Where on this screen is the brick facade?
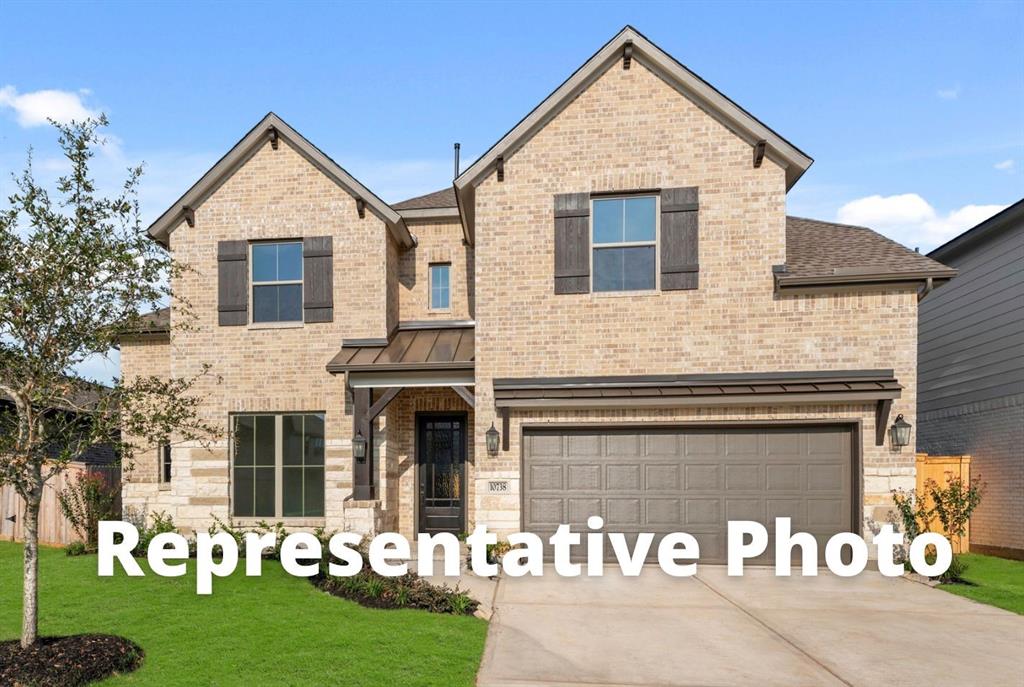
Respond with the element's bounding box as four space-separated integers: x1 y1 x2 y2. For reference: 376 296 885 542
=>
122 50 922 544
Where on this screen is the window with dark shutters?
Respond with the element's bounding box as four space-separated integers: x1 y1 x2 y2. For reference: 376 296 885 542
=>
553 192 591 294
217 240 248 326
302 236 333 323
660 187 699 290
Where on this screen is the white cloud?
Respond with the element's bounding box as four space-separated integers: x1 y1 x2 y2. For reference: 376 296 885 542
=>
837 193 1007 251
936 85 960 100
994 159 1015 172
0 86 101 127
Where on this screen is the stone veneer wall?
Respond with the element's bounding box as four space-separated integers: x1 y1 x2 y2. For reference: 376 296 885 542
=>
468 58 920 539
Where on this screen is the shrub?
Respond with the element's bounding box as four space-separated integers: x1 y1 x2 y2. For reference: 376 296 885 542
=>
58 473 118 551
64 540 88 557
889 488 931 564
925 474 985 553
134 511 177 556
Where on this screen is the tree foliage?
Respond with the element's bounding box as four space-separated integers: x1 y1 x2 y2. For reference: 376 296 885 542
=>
0 116 220 646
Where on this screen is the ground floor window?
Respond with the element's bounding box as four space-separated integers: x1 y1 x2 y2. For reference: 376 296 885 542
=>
231 413 325 518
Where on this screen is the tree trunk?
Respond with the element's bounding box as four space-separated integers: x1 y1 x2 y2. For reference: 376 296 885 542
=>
21 479 41 648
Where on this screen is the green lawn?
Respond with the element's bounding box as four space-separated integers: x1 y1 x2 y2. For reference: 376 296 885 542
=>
939 553 1024 615
0 542 487 686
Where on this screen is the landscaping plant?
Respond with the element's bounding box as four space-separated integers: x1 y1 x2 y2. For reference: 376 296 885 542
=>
925 474 985 581
58 472 118 551
0 117 219 648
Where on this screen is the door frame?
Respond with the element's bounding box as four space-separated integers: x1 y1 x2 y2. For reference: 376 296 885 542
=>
415 411 469 535
518 419 863 543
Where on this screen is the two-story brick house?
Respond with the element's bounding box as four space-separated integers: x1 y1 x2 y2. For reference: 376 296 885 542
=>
120 27 955 562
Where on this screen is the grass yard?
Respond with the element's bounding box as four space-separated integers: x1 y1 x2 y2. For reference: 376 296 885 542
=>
0 542 487 686
939 553 1024 615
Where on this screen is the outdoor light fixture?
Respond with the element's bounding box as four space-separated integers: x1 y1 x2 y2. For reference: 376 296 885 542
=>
486 422 500 456
890 414 912 451
352 430 367 463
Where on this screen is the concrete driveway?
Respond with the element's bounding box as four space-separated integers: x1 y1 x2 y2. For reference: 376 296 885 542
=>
476 566 1024 687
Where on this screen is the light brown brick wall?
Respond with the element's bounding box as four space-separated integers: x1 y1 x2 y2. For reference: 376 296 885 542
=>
122 138 392 532
469 59 919 537
398 219 474 321
119 334 172 518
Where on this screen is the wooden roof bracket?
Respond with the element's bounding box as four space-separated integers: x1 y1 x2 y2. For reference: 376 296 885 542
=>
623 41 633 70
269 126 279 150
451 385 475 408
875 398 893 446
356 198 366 219
753 139 767 168
183 206 195 228
496 156 505 183
501 406 510 451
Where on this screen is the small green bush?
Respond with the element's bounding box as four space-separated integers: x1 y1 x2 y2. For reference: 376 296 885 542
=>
58 472 118 551
64 540 88 557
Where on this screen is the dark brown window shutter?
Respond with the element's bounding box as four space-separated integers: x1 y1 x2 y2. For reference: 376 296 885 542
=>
553 192 590 294
303 236 333 323
660 187 699 291
217 240 248 326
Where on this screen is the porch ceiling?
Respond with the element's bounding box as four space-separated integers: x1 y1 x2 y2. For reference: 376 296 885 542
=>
326 321 474 374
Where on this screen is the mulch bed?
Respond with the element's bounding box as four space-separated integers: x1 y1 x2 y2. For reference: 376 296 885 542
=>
0 634 143 687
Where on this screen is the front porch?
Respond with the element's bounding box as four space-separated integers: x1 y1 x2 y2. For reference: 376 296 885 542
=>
327 321 476 538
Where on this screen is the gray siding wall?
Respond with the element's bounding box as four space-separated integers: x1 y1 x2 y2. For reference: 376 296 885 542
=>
918 216 1024 555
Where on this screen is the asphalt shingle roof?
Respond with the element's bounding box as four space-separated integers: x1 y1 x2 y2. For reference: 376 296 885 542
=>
784 216 954 280
392 187 457 210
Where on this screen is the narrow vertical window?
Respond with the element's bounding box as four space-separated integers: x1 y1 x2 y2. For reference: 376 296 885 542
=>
251 241 303 323
429 263 451 310
159 444 172 484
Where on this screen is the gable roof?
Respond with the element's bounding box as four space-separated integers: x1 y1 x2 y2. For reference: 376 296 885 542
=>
147 113 414 248
453 25 814 244
780 217 956 288
928 198 1023 262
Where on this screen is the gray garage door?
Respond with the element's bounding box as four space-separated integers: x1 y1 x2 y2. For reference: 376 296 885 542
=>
522 426 853 563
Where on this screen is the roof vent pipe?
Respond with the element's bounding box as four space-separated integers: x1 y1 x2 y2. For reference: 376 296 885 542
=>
454 142 461 179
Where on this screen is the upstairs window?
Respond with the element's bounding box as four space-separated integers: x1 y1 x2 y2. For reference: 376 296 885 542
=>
251 242 303 323
430 263 451 310
592 196 657 292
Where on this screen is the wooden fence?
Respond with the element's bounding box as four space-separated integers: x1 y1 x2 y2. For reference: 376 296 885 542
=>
916 453 972 553
0 462 121 546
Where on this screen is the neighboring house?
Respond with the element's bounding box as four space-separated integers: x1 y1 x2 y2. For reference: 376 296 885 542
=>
918 199 1024 560
118 26 956 562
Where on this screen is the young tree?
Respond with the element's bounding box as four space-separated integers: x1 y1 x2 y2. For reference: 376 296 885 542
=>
0 117 218 648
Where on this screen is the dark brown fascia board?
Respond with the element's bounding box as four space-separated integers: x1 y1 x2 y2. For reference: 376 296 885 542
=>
453 26 813 243
397 319 475 331
326 361 474 374
340 337 389 348
493 369 897 390
147 113 414 249
495 390 900 409
775 270 957 291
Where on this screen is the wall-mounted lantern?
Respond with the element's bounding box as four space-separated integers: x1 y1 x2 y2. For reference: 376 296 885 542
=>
485 422 500 456
352 430 367 463
890 414 912 451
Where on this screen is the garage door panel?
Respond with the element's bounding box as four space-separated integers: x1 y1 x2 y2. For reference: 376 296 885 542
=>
523 426 853 564
684 464 720 490
724 464 761 490
645 463 680 490
567 464 601 490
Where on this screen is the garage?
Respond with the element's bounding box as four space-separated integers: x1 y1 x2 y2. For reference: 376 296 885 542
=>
522 425 855 563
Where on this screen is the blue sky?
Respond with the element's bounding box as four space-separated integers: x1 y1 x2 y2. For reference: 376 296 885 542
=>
1 0 1022 380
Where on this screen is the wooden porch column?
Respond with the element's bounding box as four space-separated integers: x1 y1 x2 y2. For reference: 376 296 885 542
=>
352 387 374 500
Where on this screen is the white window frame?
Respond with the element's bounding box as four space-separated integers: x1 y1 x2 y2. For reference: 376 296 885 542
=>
428 262 452 311
589 194 660 294
249 240 304 325
228 412 326 524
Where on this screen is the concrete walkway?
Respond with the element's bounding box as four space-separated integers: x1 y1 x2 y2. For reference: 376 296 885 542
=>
477 566 1024 687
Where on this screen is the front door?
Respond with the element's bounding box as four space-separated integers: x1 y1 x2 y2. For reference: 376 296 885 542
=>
417 414 467 535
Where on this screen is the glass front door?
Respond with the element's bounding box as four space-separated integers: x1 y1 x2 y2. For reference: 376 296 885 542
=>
417 414 466 535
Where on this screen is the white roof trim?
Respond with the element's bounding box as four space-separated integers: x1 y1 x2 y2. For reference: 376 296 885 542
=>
147 113 413 248
397 206 461 221
453 26 814 244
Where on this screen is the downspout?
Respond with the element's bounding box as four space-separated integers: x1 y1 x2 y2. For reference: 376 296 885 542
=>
917 277 934 303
